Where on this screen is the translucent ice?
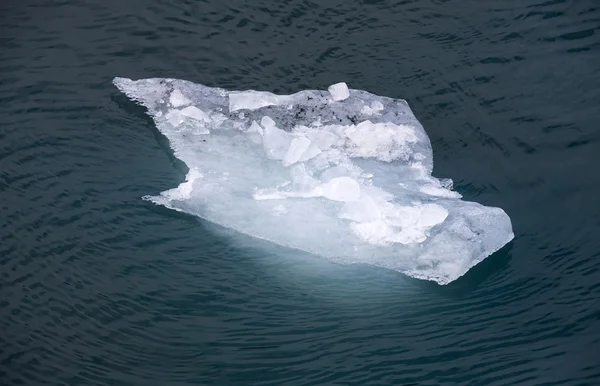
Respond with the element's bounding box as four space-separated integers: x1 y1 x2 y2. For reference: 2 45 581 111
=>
113 77 514 285
169 89 192 107
262 123 293 160
283 137 312 166
328 82 350 101
180 106 210 122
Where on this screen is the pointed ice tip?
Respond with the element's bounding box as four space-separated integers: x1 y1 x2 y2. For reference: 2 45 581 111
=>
112 77 133 91
328 82 350 101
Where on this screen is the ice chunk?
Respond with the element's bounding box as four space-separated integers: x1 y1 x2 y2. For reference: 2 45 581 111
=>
244 120 263 144
283 136 312 167
298 143 321 162
246 120 263 135
305 129 340 151
229 91 296 112
384 203 448 230
345 121 418 162
343 203 448 245
361 100 384 115
328 82 350 101
113 76 514 285
263 125 293 160
164 108 211 134
261 116 277 129
230 91 282 111
290 164 317 191
180 106 210 122
165 109 184 127
170 89 192 107
320 177 361 202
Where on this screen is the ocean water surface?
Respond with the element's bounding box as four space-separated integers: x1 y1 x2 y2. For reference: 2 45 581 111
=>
1 0 599 385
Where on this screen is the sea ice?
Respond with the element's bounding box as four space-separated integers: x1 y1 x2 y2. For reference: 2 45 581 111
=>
113 76 514 285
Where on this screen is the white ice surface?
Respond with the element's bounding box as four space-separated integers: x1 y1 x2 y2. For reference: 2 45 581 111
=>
113 77 514 284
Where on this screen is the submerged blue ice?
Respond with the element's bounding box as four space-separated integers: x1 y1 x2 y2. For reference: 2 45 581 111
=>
114 77 514 284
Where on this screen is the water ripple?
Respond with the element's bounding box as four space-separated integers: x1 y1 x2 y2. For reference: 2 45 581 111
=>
1 0 599 385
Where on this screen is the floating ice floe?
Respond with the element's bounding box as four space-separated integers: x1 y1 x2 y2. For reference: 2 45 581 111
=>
113 77 514 284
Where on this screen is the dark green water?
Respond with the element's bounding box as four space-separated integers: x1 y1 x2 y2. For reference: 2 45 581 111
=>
1 0 599 385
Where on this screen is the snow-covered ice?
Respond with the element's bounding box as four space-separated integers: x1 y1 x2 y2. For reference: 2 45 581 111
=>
113 77 514 284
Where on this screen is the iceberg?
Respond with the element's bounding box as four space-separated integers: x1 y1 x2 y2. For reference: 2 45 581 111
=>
113 77 514 285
